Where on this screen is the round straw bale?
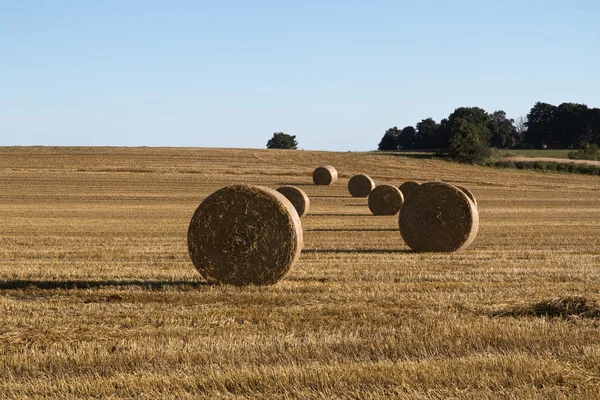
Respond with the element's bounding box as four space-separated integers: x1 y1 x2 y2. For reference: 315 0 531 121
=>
456 185 477 208
313 164 338 185
398 180 420 199
187 184 303 285
368 184 404 215
348 174 375 197
399 182 479 252
276 185 310 217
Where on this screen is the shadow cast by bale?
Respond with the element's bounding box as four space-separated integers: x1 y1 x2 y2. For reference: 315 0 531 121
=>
307 228 397 232
276 182 315 187
302 249 411 254
0 279 210 291
309 195 352 199
285 276 331 283
491 296 600 319
307 213 372 217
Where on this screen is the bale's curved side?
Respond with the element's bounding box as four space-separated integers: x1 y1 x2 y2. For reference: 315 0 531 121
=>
456 185 478 208
399 182 478 252
313 164 338 185
348 174 376 197
187 184 303 285
461 203 479 250
398 181 420 199
368 184 404 215
276 185 310 217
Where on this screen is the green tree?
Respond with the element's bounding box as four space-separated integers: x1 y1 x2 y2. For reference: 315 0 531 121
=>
525 102 556 148
398 126 417 149
449 118 490 162
589 108 600 145
436 118 451 150
266 132 298 149
525 102 600 149
553 103 591 148
378 127 400 150
448 107 491 136
415 118 440 149
445 107 491 161
488 110 518 148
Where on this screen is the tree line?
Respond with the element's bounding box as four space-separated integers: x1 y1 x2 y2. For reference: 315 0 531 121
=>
378 102 600 162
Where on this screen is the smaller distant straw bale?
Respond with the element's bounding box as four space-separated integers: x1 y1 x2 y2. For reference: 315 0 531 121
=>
276 185 310 217
313 164 338 185
398 181 420 199
399 182 479 252
368 184 404 215
456 185 477 208
187 184 303 286
348 174 375 197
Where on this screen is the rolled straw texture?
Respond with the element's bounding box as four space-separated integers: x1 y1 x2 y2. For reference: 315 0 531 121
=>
187 184 303 285
399 182 479 252
313 164 338 185
368 184 404 215
348 174 375 197
276 185 310 217
456 185 478 208
398 181 420 199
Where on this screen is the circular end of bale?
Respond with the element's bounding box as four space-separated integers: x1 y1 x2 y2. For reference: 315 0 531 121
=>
456 185 477 208
313 164 338 185
398 181 420 199
187 184 303 285
276 185 310 217
368 184 404 215
348 174 375 197
399 182 479 252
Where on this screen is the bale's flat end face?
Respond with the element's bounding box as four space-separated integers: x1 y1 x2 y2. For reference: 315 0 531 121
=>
399 181 420 199
313 164 338 185
399 182 478 252
348 174 375 197
277 185 310 217
368 184 404 215
187 184 303 285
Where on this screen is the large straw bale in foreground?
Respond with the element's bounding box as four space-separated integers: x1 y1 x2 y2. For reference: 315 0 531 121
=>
399 182 479 252
276 185 310 217
187 184 303 285
456 185 478 208
348 174 375 197
398 180 420 199
313 164 338 185
368 184 404 215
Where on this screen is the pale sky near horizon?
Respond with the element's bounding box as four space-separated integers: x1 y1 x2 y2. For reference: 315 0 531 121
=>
1 1 599 151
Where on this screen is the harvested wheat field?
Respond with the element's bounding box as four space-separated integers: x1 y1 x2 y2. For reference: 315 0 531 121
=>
1 147 600 399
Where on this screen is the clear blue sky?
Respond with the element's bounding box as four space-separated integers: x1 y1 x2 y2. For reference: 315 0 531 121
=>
1 1 598 150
